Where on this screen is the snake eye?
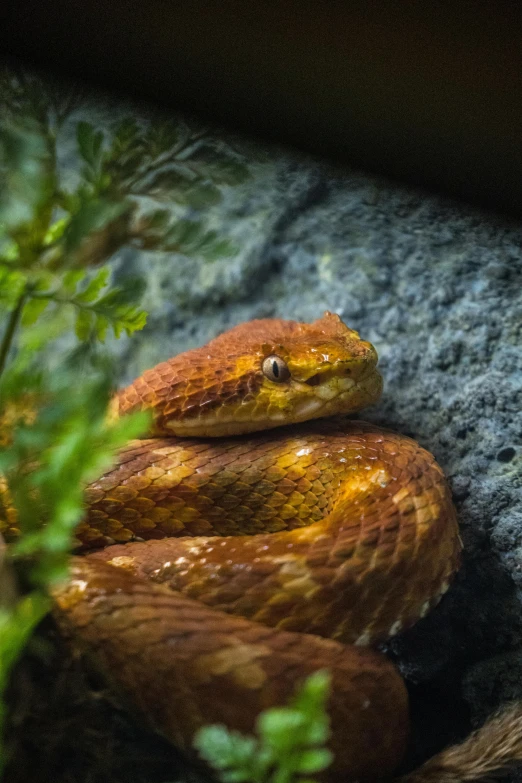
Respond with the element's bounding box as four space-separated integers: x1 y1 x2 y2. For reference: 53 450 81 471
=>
262 355 291 383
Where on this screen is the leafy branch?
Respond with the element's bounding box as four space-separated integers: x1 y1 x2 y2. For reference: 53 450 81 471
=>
0 289 27 378
0 73 160 776
24 268 147 343
0 68 259 781
0 73 256 373
95 118 250 204
0 362 149 776
194 671 333 783
0 365 149 580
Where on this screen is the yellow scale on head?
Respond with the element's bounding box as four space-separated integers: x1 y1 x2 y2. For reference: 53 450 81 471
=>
115 311 383 437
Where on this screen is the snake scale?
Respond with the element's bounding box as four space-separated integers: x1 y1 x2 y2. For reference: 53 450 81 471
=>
35 313 463 779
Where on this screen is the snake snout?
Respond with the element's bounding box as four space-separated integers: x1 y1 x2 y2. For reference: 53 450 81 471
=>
342 345 378 383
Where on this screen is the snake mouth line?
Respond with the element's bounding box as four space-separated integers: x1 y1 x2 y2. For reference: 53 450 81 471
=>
293 373 379 418
304 373 322 387
303 360 377 388
166 371 382 437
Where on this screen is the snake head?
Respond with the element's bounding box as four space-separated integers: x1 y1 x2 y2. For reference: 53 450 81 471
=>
116 312 383 437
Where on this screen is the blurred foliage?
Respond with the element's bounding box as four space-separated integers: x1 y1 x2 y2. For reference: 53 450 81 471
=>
0 592 51 764
0 361 149 779
194 671 333 783
0 366 149 580
0 66 254 776
0 68 325 783
0 67 251 280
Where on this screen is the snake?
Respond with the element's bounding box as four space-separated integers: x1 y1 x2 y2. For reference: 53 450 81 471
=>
20 312 463 780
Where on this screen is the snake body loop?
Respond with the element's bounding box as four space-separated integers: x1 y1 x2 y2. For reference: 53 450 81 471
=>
50 313 461 780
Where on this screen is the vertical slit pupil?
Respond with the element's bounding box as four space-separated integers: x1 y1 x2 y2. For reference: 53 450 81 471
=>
272 361 279 378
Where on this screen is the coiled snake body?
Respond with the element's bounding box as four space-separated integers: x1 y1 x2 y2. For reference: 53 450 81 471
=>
50 313 461 780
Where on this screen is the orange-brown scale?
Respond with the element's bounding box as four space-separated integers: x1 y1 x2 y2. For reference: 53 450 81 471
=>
113 313 382 437
81 420 460 646
53 557 409 782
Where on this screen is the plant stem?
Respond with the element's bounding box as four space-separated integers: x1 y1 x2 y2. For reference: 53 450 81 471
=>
0 289 27 380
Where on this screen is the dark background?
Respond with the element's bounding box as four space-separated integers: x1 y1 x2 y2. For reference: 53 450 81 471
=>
2 0 522 216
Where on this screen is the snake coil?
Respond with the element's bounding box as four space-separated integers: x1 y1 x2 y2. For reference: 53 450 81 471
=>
22 313 519 780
